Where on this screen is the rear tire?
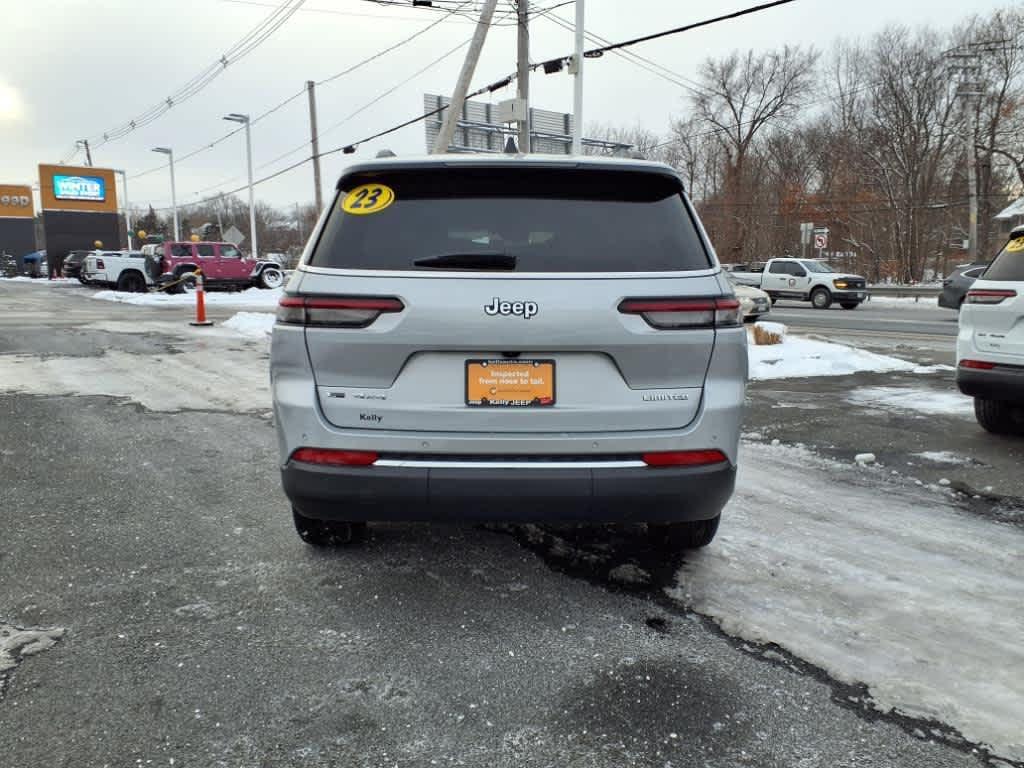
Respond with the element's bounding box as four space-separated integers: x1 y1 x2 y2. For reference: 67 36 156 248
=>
974 398 1024 436
180 274 197 294
648 515 721 550
839 302 859 310
811 288 832 310
292 508 366 547
116 271 146 293
258 267 284 289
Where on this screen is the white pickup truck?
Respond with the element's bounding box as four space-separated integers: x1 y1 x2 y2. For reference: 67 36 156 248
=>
81 250 151 292
726 258 869 310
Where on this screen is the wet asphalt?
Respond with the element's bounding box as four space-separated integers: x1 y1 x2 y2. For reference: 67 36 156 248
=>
0 282 1012 767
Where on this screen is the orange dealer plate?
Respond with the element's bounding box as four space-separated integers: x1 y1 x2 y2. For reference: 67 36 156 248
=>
465 359 556 408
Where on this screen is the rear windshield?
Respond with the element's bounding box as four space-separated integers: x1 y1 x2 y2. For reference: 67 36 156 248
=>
985 236 1024 281
310 167 711 272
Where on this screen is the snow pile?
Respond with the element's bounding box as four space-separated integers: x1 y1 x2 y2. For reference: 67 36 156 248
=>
913 451 971 465
222 312 276 338
846 386 975 416
748 331 920 380
864 295 940 309
0 276 79 285
670 441 1024 761
92 287 283 307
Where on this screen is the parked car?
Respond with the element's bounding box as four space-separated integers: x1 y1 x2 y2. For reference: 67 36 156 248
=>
956 228 1024 436
81 250 149 291
730 257 868 309
939 262 989 310
727 274 771 321
271 155 747 549
141 241 284 292
62 250 92 282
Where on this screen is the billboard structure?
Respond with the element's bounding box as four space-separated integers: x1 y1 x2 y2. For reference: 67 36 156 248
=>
0 184 38 273
38 164 121 272
423 94 633 155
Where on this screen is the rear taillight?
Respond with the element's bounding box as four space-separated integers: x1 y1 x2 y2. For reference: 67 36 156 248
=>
966 289 1017 305
959 359 997 370
277 296 404 327
291 448 379 466
96 259 105 270
642 450 729 467
618 298 741 329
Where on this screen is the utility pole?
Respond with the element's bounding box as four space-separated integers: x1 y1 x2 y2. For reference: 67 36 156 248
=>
571 0 584 154
517 0 530 152
948 43 999 263
306 80 323 211
78 140 93 166
433 0 499 154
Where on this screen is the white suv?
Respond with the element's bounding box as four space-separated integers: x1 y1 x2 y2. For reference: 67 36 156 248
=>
956 229 1024 435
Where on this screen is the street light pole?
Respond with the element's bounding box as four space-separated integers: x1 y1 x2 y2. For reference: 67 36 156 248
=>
224 113 258 257
572 0 584 155
115 169 133 249
151 147 179 241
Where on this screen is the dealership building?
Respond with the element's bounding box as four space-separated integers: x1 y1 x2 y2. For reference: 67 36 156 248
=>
0 184 37 272
38 164 121 271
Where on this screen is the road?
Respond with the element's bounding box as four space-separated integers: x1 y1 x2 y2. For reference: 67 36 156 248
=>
1 281 1021 767
769 299 957 338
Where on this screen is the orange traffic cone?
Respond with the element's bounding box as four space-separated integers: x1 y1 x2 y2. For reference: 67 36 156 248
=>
190 270 214 327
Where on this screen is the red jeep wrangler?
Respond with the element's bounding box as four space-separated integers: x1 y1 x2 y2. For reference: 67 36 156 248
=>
143 241 285 293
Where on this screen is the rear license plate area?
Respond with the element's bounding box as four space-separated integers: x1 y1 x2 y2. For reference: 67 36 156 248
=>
466 359 555 407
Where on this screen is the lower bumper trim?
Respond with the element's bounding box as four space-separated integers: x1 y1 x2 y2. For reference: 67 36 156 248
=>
282 460 736 523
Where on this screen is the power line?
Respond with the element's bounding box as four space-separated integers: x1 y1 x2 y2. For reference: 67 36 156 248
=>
131 0 476 187
78 0 307 153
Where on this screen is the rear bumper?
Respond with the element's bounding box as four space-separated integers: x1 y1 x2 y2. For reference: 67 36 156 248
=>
957 365 1024 403
282 459 736 523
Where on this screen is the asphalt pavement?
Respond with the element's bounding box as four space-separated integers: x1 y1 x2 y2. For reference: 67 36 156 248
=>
0 281 1015 767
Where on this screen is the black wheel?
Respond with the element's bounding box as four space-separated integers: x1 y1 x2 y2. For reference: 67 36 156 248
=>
811 287 832 310
292 508 366 547
769 296 778 306
258 267 284 289
648 515 721 550
839 302 859 310
180 274 198 294
974 398 1024 436
116 271 146 293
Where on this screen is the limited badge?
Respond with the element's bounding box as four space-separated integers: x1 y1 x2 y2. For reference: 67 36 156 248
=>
1005 237 1024 253
341 183 395 215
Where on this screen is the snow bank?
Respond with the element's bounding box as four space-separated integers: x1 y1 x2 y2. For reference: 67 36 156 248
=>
846 386 975 416
222 312 276 338
913 451 971 465
864 295 940 309
670 441 1024 761
91 287 283 307
748 331 919 380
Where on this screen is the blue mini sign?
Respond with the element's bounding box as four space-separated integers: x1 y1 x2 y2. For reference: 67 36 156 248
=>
53 174 106 202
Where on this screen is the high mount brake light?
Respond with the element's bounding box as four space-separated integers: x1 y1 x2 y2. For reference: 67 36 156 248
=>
277 296 404 327
966 289 1017 305
618 298 741 329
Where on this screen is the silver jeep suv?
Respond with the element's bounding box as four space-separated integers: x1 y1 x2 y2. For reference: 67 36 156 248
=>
271 155 747 548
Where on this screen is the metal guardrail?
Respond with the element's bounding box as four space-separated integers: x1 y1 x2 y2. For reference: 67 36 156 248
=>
865 286 942 300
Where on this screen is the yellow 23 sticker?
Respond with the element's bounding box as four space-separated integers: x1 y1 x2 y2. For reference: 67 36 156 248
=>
342 183 395 215
1005 237 1024 253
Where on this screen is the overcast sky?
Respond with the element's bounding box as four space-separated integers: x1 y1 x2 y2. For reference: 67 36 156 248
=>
0 0 1013 214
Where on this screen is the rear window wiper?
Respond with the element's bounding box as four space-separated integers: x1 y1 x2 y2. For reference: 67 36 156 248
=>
412 252 516 270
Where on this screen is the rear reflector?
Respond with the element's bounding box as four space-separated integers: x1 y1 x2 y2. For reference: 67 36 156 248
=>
642 449 729 467
291 448 379 466
619 298 741 329
277 296 404 327
959 359 997 370
966 289 1017 305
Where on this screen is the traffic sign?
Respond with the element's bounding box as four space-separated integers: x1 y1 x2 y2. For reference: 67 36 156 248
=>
814 233 828 249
